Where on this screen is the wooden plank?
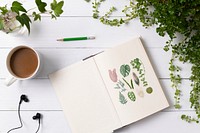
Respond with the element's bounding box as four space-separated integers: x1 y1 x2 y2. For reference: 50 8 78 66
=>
0 17 170 48
0 0 129 16
0 78 194 111
0 48 191 79
0 111 199 133
0 111 71 133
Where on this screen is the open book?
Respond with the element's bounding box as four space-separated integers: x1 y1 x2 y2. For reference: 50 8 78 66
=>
49 37 169 133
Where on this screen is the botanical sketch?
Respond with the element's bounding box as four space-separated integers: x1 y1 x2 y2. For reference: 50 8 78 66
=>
108 58 153 104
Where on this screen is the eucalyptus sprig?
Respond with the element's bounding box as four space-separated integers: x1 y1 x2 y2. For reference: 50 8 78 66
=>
86 0 200 123
0 0 64 34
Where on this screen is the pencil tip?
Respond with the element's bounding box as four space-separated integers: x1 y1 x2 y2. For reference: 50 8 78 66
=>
57 39 63 41
88 36 95 40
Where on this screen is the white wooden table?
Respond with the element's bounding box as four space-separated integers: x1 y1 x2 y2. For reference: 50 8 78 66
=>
0 0 200 133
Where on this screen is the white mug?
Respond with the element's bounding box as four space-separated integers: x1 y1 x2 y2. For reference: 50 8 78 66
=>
5 45 42 86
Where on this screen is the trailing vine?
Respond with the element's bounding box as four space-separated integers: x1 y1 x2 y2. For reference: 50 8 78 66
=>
85 0 200 123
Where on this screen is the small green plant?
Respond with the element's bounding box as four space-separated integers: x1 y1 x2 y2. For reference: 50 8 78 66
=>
0 0 64 34
86 0 200 123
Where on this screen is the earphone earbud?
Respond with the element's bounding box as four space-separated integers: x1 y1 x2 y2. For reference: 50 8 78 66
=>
33 113 42 133
33 113 41 120
20 94 29 104
7 95 42 133
7 94 29 133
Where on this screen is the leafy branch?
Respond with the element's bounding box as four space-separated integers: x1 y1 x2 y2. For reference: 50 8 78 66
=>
85 0 200 123
0 0 64 34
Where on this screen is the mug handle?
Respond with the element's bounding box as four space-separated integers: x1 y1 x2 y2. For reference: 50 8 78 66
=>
4 75 17 86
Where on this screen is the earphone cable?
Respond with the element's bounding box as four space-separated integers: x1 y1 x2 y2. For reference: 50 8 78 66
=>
35 119 40 133
7 101 23 133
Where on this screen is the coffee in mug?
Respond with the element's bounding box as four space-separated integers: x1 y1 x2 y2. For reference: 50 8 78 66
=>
5 45 42 86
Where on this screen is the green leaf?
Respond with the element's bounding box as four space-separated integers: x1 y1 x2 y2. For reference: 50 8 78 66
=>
0 6 8 15
32 12 41 21
51 0 64 17
132 72 139 86
128 91 136 102
35 0 47 13
120 64 130 77
11 1 27 14
130 79 134 89
0 19 3 30
119 92 127 104
16 13 32 34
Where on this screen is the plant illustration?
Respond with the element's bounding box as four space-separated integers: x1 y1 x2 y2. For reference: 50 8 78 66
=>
120 64 130 77
132 72 139 86
119 92 127 104
114 80 126 92
146 87 153 94
109 58 153 104
128 91 136 102
131 58 148 87
109 69 118 82
120 64 134 89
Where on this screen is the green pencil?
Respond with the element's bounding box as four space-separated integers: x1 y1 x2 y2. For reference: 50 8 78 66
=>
57 36 95 41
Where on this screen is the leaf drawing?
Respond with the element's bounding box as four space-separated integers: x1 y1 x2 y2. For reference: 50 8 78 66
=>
108 69 118 82
131 79 134 89
120 64 130 77
122 78 132 89
119 92 127 104
128 91 136 102
130 58 141 71
114 81 126 92
146 87 153 94
118 80 126 92
132 72 139 86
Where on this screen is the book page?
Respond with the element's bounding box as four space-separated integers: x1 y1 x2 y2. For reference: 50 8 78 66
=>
94 38 169 126
49 58 121 133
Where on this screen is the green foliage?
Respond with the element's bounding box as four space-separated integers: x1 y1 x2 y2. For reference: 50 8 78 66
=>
120 64 130 77
11 1 27 14
86 0 200 123
0 6 8 15
51 0 64 17
35 0 47 13
181 115 199 123
16 13 31 33
32 12 41 21
0 19 3 30
0 0 64 34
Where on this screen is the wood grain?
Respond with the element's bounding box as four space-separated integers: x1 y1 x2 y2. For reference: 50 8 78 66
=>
0 0 197 132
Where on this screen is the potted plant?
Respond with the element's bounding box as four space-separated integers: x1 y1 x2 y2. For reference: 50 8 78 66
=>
0 0 64 34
